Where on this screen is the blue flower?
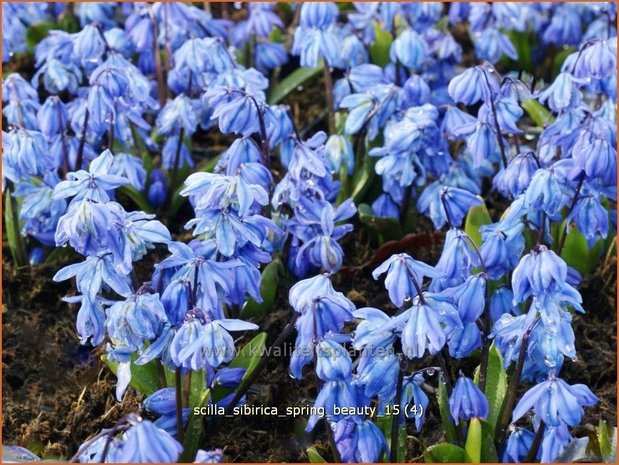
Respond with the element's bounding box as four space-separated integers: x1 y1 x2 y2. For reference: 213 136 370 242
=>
37 96 67 137
442 105 478 139
289 275 355 379
502 427 535 462
352 307 401 350
356 351 399 401
447 65 499 105
448 322 482 358
465 122 499 168
541 5 582 45
325 134 354 176
53 254 132 302
316 339 352 381
402 374 430 431
371 193 400 219
444 274 486 324
491 310 538 368
157 95 200 136
417 183 479 229
144 388 177 416
106 292 169 352
372 253 443 307
573 133 616 185
255 42 288 72
523 167 568 218
434 229 481 283
307 381 358 431
355 420 389 463
512 246 567 303
210 90 262 137
512 372 597 427
109 152 146 191
538 72 586 112
244 3 284 37
108 417 183 462
390 28 428 70
292 27 340 68
211 367 246 389
162 135 194 169
479 221 525 279
170 309 258 369
147 169 167 209
195 449 224 463
494 151 539 198
299 2 338 29
489 286 520 323
53 149 128 203
539 423 573 463
473 28 517 63
63 295 108 346
567 193 609 242
579 39 617 80
3 129 54 184
450 374 489 421
401 296 456 359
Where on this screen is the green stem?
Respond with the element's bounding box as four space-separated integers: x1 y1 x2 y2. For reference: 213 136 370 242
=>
390 365 405 462
525 421 546 462
322 59 336 135
4 185 27 267
175 368 185 443
495 319 537 450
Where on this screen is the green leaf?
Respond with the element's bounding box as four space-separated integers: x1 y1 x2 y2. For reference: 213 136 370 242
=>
306 447 327 463
560 223 593 275
506 31 532 72
179 389 211 462
369 21 393 67
229 332 268 386
464 199 492 247
188 369 206 409
241 258 284 318
118 185 153 214
57 13 79 33
483 344 508 431
376 410 407 462
268 61 324 105
4 188 27 267
599 420 612 460
44 246 74 265
437 375 457 445
351 151 377 203
101 354 161 396
465 418 482 463
424 443 466 463
522 99 553 127
481 433 499 463
26 21 55 52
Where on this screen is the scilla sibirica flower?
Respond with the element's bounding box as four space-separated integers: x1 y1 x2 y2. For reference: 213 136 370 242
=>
450 373 489 422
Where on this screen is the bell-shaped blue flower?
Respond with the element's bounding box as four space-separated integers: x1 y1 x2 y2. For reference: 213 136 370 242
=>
372 253 443 307
448 65 499 105
449 373 489 421
390 28 428 70
107 417 183 462
502 427 535 463
512 372 597 427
